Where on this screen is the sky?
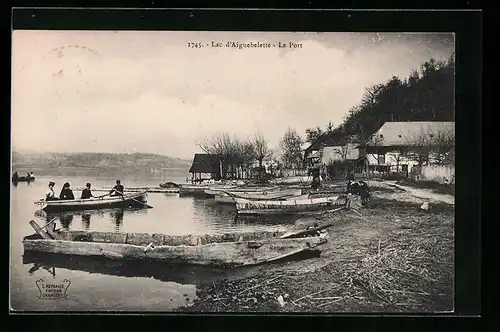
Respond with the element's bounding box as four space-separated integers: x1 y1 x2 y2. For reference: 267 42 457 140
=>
11 31 454 160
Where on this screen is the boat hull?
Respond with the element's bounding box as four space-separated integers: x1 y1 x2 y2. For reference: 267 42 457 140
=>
22 229 329 267
223 189 303 200
179 185 236 197
13 176 35 183
35 192 148 213
236 195 348 215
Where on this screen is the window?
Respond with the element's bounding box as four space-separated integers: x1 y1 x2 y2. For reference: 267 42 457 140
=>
378 154 386 165
402 165 408 173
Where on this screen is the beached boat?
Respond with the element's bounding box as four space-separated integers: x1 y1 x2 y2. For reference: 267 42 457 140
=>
22 220 330 267
221 188 303 200
235 195 348 215
34 191 149 213
178 184 236 197
159 182 180 188
269 176 312 185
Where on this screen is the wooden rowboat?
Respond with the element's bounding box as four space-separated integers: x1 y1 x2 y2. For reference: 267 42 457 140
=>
178 184 237 197
23 220 330 267
34 191 149 213
221 189 303 201
88 187 179 194
210 189 302 205
235 195 348 215
13 176 35 183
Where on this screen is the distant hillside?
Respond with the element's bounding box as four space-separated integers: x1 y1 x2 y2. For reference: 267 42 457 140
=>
12 151 192 175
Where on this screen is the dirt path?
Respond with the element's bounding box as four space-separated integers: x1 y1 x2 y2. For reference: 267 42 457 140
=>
367 180 455 205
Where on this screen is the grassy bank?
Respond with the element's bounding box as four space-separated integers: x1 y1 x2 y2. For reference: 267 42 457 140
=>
177 189 454 313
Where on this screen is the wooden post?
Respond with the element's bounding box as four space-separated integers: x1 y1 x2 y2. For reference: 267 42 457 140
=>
29 220 52 239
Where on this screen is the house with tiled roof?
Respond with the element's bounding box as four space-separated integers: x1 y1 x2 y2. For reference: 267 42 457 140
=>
361 121 455 174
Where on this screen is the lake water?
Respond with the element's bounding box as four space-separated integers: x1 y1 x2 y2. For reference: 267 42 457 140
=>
10 175 296 312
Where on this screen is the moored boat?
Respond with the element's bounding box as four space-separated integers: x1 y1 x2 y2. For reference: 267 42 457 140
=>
34 191 149 213
269 176 312 185
221 188 303 201
178 184 236 197
22 220 330 267
235 195 348 215
13 176 35 183
91 187 179 194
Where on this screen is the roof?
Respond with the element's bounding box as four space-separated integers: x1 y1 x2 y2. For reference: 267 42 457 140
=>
301 142 311 151
321 144 360 164
306 151 321 159
366 121 455 147
189 154 220 173
305 132 346 153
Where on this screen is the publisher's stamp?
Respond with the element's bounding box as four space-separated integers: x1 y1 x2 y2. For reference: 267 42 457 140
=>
35 278 71 300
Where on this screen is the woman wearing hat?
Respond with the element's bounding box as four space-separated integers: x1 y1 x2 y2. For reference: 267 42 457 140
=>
59 182 75 200
46 182 58 201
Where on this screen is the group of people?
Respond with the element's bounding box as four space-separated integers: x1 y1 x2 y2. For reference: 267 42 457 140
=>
12 172 35 181
45 180 125 201
347 174 371 206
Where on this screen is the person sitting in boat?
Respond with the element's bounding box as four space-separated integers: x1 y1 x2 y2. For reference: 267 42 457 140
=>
12 172 19 182
59 182 75 200
109 180 124 196
81 182 94 199
46 181 59 201
29 172 35 178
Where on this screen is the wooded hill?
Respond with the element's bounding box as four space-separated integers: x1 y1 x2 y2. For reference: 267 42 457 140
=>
12 151 191 171
306 54 455 144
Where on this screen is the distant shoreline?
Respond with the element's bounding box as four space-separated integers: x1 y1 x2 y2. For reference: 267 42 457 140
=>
11 166 190 177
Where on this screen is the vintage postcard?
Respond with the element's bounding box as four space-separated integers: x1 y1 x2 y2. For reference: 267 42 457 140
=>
10 30 455 313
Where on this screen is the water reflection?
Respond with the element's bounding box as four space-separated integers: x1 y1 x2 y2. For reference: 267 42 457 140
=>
110 209 124 231
22 250 321 286
81 214 91 230
59 214 74 229
35 207 149 232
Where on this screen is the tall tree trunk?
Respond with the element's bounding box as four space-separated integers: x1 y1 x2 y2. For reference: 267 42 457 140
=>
258 159 263 180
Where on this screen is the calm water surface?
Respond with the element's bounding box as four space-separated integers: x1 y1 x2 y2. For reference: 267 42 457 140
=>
10 175 295 311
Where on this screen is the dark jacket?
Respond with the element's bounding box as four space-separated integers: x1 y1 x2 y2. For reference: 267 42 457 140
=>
59 188 75 200
81 188 93 199
110 184 124 196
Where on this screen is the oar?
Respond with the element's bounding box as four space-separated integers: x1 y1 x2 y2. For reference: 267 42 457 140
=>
115 190 153 208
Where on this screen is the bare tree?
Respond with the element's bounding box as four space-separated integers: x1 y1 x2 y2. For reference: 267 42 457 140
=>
401 128 434 166
279 128 303 174
197 133 235 179
429 125 455 165
253 132 272 180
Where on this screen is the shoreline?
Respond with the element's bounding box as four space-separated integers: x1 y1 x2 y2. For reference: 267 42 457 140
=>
175 183 454 313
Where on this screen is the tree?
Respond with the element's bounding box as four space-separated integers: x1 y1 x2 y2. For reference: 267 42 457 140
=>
317 55 455 148
429 125 455 165
279 128 303 172
253 132 272 180
197 133 235 179
305 126 323 143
